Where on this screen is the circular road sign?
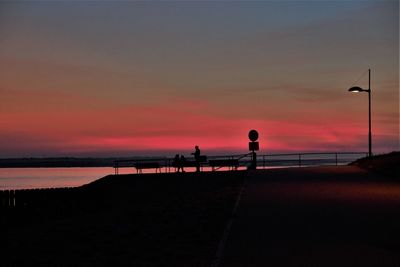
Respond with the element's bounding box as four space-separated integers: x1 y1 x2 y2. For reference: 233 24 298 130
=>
248 129 259 142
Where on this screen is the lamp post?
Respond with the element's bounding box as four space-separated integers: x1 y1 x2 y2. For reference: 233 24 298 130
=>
348 69 372 157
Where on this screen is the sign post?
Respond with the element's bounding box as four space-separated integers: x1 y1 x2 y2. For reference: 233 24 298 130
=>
248 130 259 170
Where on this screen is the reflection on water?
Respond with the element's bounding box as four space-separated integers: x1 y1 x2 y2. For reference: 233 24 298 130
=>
0 167 118 190
0 166 257 190
0 165 336 190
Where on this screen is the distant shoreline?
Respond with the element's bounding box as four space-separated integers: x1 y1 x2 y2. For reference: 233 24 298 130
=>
0 157 145 168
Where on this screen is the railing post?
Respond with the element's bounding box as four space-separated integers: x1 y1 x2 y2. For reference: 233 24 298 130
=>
298 154 302 167
335 153 338 166
114 161 120 175
263 155 265 169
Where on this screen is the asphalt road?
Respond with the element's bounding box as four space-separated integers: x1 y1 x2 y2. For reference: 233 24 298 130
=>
219 166 400 267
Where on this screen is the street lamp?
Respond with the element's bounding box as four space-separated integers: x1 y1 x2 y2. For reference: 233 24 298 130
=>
348 69 372 157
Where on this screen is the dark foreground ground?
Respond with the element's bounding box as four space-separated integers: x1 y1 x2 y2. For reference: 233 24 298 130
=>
1 156 400 267
1 172 245 266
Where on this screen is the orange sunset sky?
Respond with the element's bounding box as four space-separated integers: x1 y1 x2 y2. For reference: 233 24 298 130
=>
0 1 398 157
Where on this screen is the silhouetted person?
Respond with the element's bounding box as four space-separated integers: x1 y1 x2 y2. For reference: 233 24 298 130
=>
191 146 201 172
180 155 186 172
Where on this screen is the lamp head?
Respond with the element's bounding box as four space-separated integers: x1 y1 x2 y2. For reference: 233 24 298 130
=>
348 86 364 93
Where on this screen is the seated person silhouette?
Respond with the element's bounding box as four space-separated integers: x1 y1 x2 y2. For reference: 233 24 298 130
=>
173 154 186 173
180 155 186 173
173 154 181 172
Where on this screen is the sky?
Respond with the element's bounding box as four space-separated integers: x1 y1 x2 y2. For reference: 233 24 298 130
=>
0 0 398 157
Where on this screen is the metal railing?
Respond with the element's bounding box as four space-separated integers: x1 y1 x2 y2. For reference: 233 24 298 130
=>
259 152 368 168
113 152 367 174
113 153 254 174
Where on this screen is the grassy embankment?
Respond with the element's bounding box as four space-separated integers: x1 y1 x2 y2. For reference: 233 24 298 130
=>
350 151 399 178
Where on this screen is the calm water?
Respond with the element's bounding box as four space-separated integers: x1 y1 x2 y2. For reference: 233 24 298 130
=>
0 167 119 190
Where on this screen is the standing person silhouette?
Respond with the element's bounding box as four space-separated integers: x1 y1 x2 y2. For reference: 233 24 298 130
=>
191 146 201 172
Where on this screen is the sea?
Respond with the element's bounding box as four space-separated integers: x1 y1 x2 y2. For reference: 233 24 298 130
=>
0 167 116 190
